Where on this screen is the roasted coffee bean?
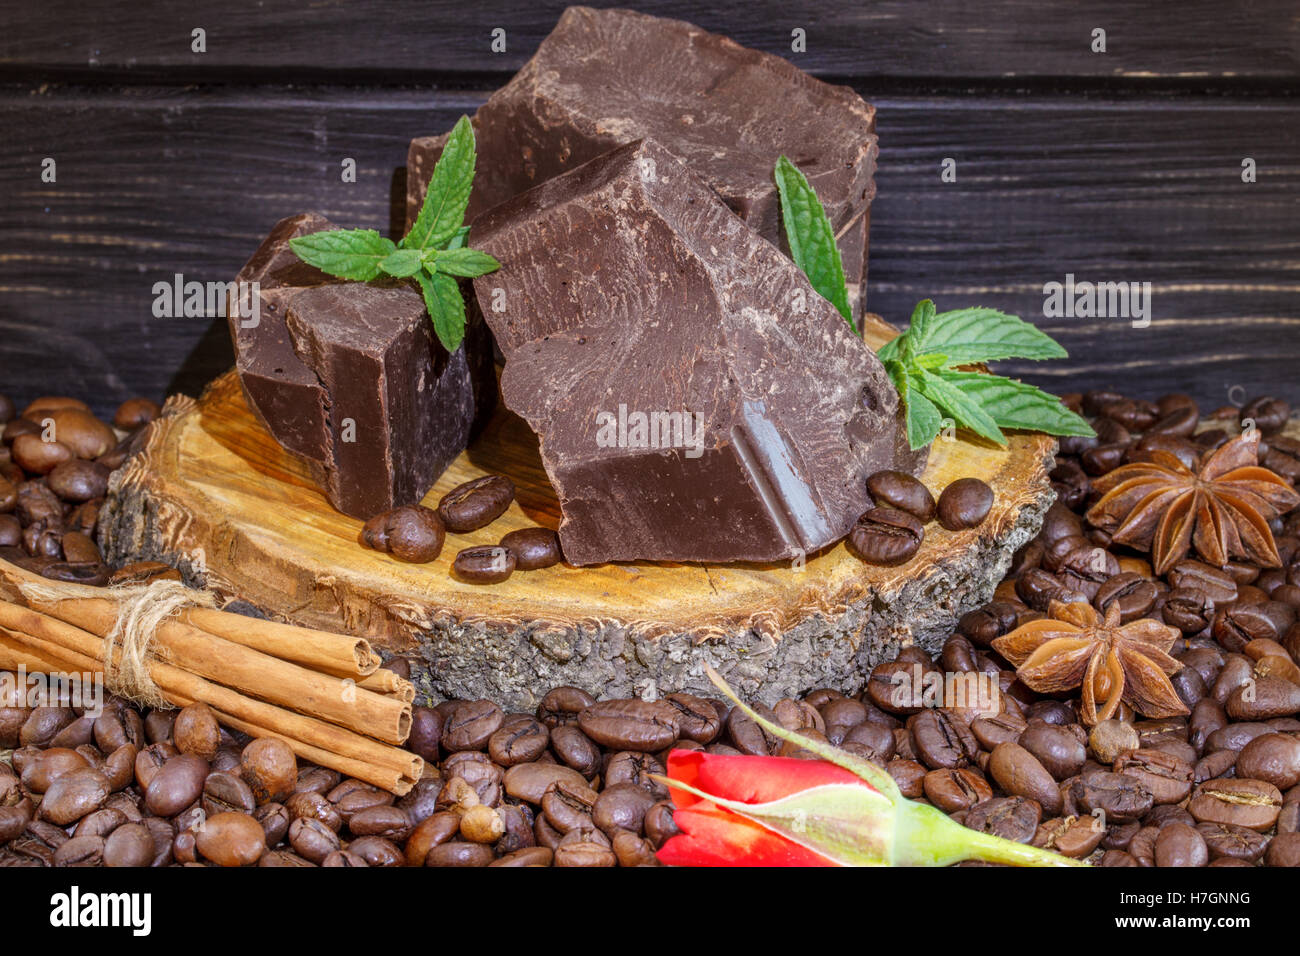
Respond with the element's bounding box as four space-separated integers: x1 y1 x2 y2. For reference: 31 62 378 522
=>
910 710 978 770
924 767 993 813
345 835 403 867
102 823 155 868
11 434 74 475
846 507 923 566
1169 561 1239 605
1236 733 1300 790
989 742 1063 815
499 527 562 570
191 812 265 867
144 754 208 817
202 771 257 816
886 758 927 799
288 816 340 863
1164 588 1215 633
548 724 602 777
542 779 599 834
840 720 895 763
1242 396 1290 434
862 659 925 715
46 460 109 502
255 802 290 846
937 478 994 531
113 398 159 431
349 805 413 842
0 514 19 547
964 796 1040 843
604 751 668 798
578 699 679 752
488 717 549 765
1034 815 1104 859
1263 831 1300 867
330 782 394 821
1227 674 1300 720
241 737 297 804
174 702 221 761
592 782 656 835
1195 749 1240 786
453 545 516 584
957 601 1021 648
1197 822 1269 862
406 707 442 763
1189 777 1282 831
502 763 588 804
1094 572 1158 622
664 693 722 744
537 686 595 728
1204 721 1272 754
1115 748 1194 805
41 768 110 825
404 811 460 866
360 505 445 563
54 834 105 867
1214 601 1294 654
425 841 495 867
1020 721 1086 780
21 747 89 793
438 475 515 532
866 470 936 523
134 742 176 790
441 700 504 752
1016 569 1087 613
972 713 1028 751
1074 770 1153 823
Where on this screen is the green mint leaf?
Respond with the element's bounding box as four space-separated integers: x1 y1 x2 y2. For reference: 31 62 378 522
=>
876 336 900 363
916 352 948 370
908 299 937 347
431 247 501 278
773 155 853 329
933 371 1096 438
916 307 1068 365
402 115 476 253
915 368 1008 446
446 225 471 251
289 230 396 281
885 359 943 451
378 249 423 278
415 271 466 352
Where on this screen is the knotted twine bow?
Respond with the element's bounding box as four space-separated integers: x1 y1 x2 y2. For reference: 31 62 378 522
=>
16 577 216 708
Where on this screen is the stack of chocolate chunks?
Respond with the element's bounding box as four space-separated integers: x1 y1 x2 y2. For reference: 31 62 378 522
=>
230 6 921 565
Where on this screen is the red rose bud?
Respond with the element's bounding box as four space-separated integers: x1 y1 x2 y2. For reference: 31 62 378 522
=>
655 667 1086 868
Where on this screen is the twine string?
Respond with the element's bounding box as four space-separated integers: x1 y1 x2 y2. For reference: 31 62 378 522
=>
16 578 215 708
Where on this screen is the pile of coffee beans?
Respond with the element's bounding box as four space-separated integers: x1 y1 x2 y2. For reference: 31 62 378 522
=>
5 384 1300 866
0 394 160 586
360 474 562 584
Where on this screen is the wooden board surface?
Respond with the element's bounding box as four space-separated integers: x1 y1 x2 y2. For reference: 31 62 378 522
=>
3 87 1298 420
4 0 1297 81
99 315 1056 706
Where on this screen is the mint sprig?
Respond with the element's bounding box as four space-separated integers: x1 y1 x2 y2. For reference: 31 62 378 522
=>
774 155 853 330
883 300 1095 450
289 115 499 352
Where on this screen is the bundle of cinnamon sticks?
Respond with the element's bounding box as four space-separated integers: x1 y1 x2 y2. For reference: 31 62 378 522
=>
0 557 423 795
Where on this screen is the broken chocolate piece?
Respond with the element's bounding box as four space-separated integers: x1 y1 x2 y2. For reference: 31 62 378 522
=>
228 212 339 460
470 139 916 566
284 282 477 519
407 6 877 314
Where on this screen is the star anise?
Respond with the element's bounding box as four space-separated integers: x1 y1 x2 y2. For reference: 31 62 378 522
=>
992 600 1187 726
1086 435 1300 576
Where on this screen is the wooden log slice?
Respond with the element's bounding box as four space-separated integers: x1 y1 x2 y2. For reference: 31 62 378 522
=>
100 314 1056 709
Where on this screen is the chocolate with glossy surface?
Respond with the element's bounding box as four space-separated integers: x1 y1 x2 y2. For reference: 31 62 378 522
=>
471 139 914 565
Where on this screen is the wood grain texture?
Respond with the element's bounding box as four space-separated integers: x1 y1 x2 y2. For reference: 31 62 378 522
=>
2 87 1296 417
97 314 1056 708
2 0 1296 82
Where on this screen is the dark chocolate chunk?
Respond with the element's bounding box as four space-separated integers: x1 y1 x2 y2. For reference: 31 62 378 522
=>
470 139 914 566
408 7 876 315
284 282 477 518
227 212 339 461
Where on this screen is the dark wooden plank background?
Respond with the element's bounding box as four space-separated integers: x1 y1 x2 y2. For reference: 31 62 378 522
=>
1 1 1298 419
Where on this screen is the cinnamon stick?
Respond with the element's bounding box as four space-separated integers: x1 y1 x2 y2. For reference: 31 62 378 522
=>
0 607 421 793
5 596 410 744
182 606 380 679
